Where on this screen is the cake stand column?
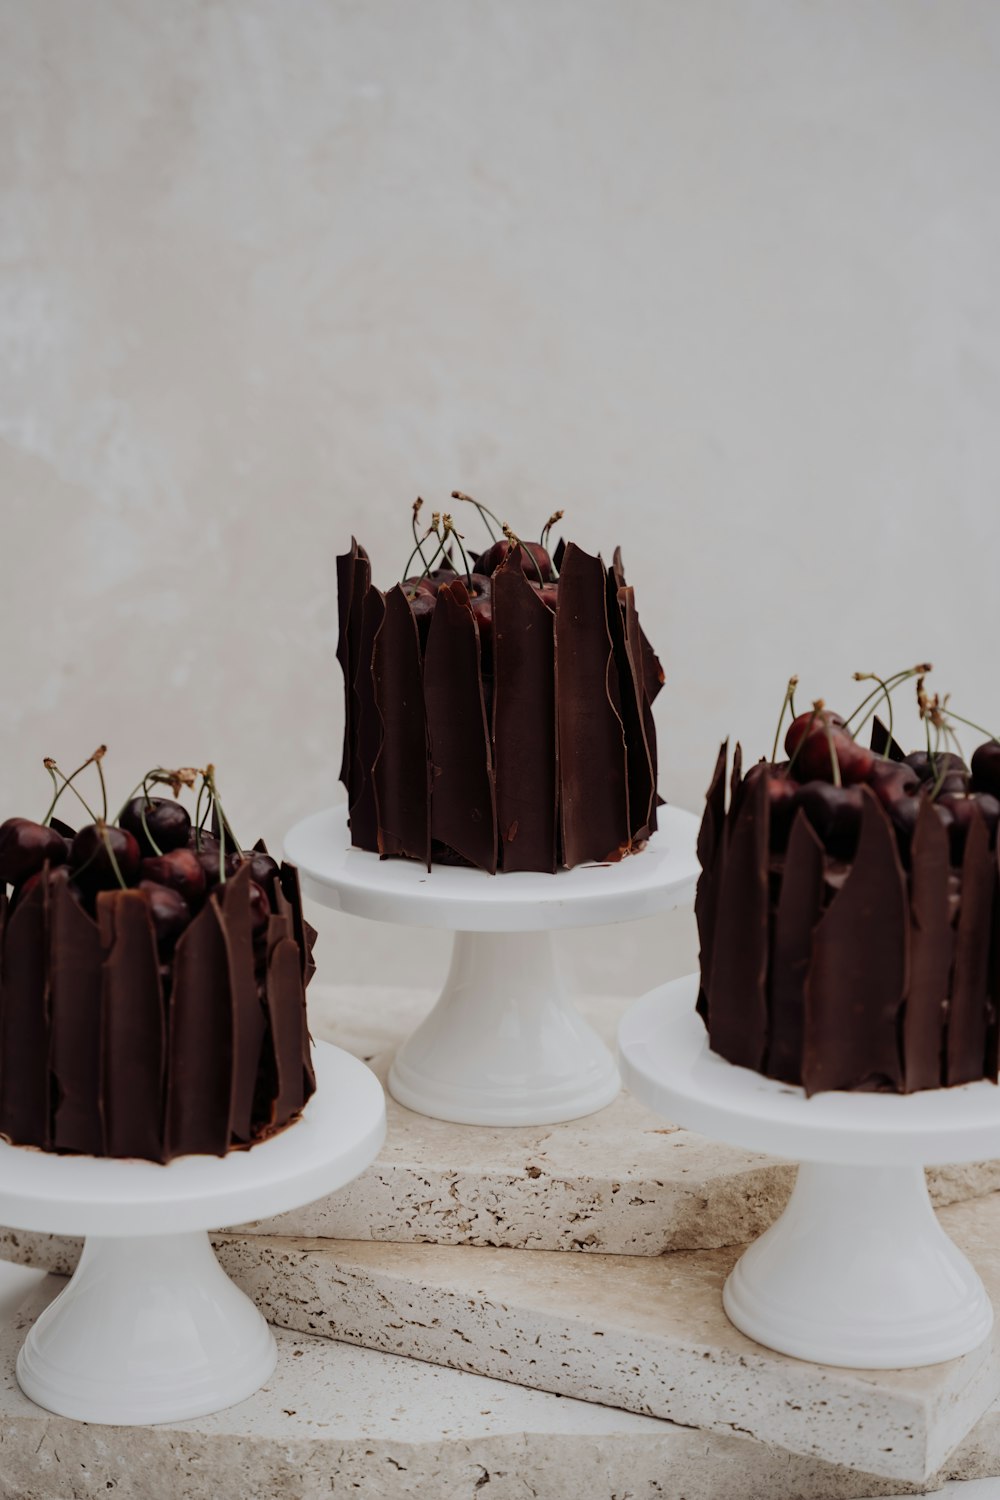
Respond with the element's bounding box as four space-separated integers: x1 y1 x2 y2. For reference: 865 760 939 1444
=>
16 1230 276 1425
387 929 621 1126
723 1162 992 1368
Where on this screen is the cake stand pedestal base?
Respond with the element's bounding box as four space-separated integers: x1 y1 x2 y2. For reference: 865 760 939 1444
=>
387 930 620 1126
723 1163 991 1368
16 1231 275 1425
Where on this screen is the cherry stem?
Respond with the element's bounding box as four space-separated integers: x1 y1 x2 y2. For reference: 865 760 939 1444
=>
402 525 437 583
503 525 544 585
769 676 799 764
445 517 474 584
99 821 128 891
139 775 164 857
202 766 242 880
942 708 1000 744
540 510 564 550
452 491 499 543
845 665 930 730
43 759 100 825
410 499 430 572
821 709 843 788
852 673 896 759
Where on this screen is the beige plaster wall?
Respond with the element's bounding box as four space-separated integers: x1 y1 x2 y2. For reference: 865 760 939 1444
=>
2 1 999 989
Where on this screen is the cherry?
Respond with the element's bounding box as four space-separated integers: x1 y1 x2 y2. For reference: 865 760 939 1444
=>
248 879 271 934
71 824 141 893
786 711 874 785
15 863 81 910
785 709 845 758
0 818 70 885
246 849 280 898
745 761 798 851
402 575 440 597
867 758 921 810
904 750 967 785
793 782 865 859
971 742 1000 798
138 879 191 948
141 848 207 906
530 580 560 611
193 843 242 890
120 797 191 856
475 539 553 582
938 792 1000 862
407 590 436 649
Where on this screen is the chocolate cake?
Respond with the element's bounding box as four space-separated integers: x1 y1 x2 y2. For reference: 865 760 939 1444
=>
0 757 316 1161
696 678 1000 1094
337 498 664 873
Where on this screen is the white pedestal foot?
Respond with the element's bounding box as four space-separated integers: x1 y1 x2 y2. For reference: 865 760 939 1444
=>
16 1231 277 1424
723 1163 993 1368
388 930 620 1125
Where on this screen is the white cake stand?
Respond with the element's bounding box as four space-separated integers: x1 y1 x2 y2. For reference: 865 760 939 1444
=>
0 1041 385 1425
285 804 699 1126
619 976 1000 1369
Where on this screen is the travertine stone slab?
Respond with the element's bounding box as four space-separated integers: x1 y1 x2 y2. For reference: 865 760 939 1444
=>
0 1274 941 1500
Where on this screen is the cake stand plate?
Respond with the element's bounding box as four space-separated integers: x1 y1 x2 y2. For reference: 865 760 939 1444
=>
619 976 1000 1369
0 1041 385 1425
285 804 700 1126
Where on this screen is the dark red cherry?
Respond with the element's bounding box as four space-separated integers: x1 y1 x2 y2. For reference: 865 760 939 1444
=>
971 742 1000 798
867 758 921 810
938 793 1000 862
120 797 191 856
407 590 436 650
248 879 271 933
141 848 207 906
0 818 70 885
785 709 845 758
475 539 553 582
194 843 242 890
402 575 440 597
138 879 191 948
15 863 81 910
71 824 142 893
530 580 560 611
247 850 280 898
793 782 865 859
787 712 874 785
904 750 968 785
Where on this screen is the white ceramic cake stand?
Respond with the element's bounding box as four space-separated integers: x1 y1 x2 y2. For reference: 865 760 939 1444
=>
0 1041 385 1425
285 803 699 1126
619 975 1000 1369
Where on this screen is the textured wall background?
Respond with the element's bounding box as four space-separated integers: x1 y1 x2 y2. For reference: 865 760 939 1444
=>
2 1 999 991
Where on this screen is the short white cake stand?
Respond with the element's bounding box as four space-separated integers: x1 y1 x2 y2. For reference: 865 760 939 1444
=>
619 976 1000 1369
0 1041 385 1425
285 804 699 1127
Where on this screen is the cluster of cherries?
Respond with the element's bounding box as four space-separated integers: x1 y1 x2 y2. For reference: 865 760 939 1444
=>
400 493 561 664
752 670 1000 866
0 754 278 967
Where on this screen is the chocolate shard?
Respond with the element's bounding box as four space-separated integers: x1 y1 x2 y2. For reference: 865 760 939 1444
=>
372 584 431 867
609 546 663 706
695 741 729 1026
265 935 309 1127
336 538 362 791
98 890 166 1162
424 580 497 873
493 555 557 873
555 543 630 867
345 548 378 851
987 838 1000 1082
552 536 566 572
216 864 266 1144
871 716 907 763
706 767 769 1070
166 895 233 1158
349 583 386 852
947 807 995 1086
278 862 311 985
766 810 825 1084
620 584 657 841
0 876 51 1147
904 799 952 1091
49 879 103 1154
803 791 907 1095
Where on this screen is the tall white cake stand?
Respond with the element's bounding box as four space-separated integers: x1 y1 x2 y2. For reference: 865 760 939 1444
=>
285 804 699 1126
619 976 1000 1369
1 1041 385 1425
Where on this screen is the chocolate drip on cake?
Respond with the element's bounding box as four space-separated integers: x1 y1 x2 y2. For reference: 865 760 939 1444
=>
947 808 995 1086
493 556 557 873
373 584 431 867
904 799 952 1090
767 809 824 1084
49 878 103 1154
99 890 167 1161
706 765 769 1071
556 543 630 866
425 580 498 872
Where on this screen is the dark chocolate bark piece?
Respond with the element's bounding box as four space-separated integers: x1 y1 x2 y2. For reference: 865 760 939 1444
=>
345 549 377 852
98 890 166 1161
870 716 907 763
216 864 266 1144
610 546 663 706
605 572 655 847
167 895 233 1157
987 838 1000 1082
348 584 386 852
372 584 431 867
947 807 995 1086
766 809 825 1084
50 879 103 1154
336 538 362 791
493 556 557 873
622 585 658 838
706 766 769 1070
424 580 497 873
265 935 309 1126
694 740 728 1025
904 799 952 1091
555 543 629 867
0 877 50 1147
803 791 907 1095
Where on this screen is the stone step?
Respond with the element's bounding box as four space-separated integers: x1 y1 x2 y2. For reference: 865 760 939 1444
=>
2 1270 999 1500
14 1194 1000 1484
